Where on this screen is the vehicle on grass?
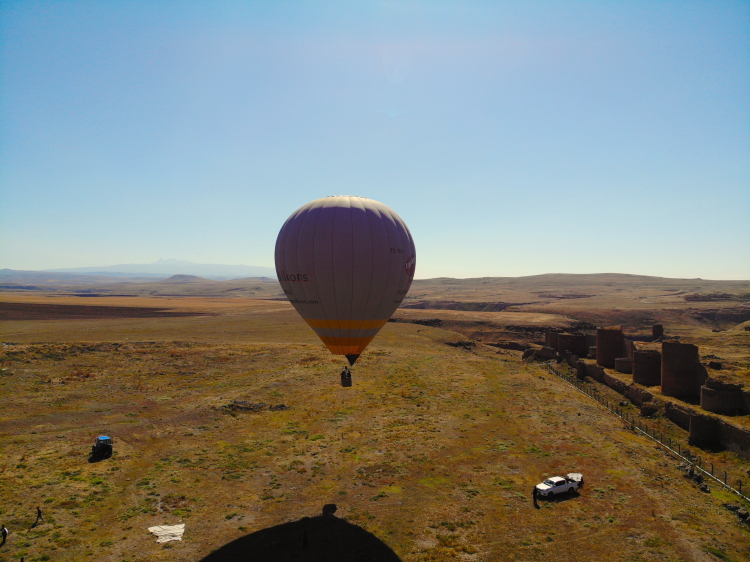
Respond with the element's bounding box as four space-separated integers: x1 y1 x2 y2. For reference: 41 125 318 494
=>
91 436 113 458
535 473 583 497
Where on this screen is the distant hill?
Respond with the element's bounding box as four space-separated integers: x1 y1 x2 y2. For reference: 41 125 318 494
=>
45 258 276 280
0 269 161 286
161 275 208 283
0 269 283 298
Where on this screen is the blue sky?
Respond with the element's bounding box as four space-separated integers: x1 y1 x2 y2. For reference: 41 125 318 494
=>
1 1 748 279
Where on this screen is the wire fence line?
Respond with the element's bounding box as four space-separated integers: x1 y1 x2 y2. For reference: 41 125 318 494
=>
542 361 750 504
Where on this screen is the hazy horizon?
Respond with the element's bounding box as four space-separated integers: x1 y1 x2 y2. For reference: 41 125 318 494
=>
1 1 748 280
3 258 748 283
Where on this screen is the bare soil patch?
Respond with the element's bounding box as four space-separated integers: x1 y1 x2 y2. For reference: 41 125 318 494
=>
0 302 215 321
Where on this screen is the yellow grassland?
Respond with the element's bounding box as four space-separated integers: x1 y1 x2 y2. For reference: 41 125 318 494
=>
0 294 748 561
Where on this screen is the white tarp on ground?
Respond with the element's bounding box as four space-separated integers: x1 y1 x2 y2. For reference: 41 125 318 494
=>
148 524 185 543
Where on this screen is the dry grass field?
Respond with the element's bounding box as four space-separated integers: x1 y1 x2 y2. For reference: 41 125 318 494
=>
1 283 749 562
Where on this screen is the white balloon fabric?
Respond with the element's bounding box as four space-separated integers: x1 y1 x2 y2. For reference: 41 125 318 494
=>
275 196 416 365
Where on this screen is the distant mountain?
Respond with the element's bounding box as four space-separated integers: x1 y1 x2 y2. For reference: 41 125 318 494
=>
0 269 162 285
161 275 207 283
45 259 277 280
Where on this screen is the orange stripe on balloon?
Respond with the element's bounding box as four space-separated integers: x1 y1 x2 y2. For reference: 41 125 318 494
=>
319 336 374 355
304 318 388 330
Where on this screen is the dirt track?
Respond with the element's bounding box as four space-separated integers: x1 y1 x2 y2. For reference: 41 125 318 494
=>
0 302 214 321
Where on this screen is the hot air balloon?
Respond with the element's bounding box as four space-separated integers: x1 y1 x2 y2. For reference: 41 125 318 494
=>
275 196 416 366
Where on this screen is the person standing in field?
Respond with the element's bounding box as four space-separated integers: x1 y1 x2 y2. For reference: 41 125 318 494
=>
1 524 8 545
35 506 44 526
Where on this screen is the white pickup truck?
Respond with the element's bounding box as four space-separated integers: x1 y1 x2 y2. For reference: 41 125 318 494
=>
535 473 584 497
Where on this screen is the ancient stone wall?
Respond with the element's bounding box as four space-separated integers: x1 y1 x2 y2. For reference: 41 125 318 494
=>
495 341 529 351
661 342 707 399
626 385 653 406
585 334 597 349
632 351 661 387
558 334 588 357
570 356 750 458
545 331 560 350
602 372 629 395
535 347 556 360
623 339 636 359
569 358 750 457
575 360 587 379
586 363 605 382
652 324 664 340
701 386 743 414
588 346 596 359
565 351 579 368
664 401 693 430
615 357 633 374
689 413 720 447
700 378 744 415
596 327 624 368
718 422 750 458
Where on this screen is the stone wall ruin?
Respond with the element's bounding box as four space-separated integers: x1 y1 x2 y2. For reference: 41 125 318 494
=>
632 350 662 386
596 326 624 368
661 341 708 399
701 378 744 415
558 334 588 358
615 357 633 374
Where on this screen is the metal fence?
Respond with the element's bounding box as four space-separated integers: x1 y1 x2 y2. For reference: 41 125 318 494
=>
543 362 750 504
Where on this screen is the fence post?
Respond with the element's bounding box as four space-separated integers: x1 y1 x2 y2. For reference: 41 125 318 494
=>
739 481 742 495
724 471 728 484
711 463 713 475
677 443 680 454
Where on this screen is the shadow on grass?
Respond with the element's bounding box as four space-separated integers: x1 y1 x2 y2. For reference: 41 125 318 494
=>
199 505 401 562
539 490 581 504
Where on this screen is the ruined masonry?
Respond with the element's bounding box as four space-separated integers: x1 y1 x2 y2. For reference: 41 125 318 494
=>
632 350 661 386
661 341 707 399
615 357 633 374
596 326 624 368
540 324 750 459
701 378 744 415
557 334 588 357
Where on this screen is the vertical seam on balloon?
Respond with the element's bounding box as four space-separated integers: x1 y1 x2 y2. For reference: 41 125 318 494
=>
293 206 312 325
397 215 415 301
287 209 307 324
310 202 335 348
389 208 406 315
368 205 394 328
358 200 376 346
330 199 341 354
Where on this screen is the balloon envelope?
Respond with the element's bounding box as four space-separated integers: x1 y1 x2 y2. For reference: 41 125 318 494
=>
275 196 416 364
